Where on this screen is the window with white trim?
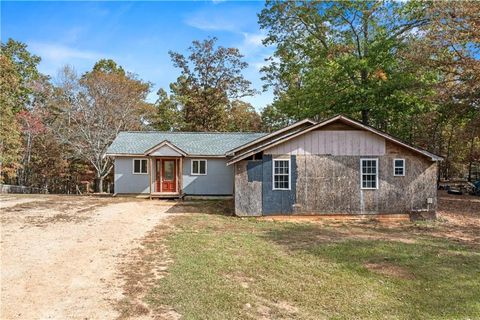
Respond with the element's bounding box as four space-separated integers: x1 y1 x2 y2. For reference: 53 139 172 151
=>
361 159 378 189
191 159 207 175
133 159 148 174
273 159 290 190
394 159 405 176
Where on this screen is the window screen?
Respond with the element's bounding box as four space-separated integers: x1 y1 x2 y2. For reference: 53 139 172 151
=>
361 159 378 189
273 159 290 190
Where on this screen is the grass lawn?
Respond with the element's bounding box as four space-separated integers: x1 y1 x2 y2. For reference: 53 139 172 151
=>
121 195 480 319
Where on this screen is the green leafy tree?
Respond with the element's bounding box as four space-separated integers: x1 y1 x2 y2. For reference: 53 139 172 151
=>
92 58 126 75
225 100 262 132
151 89 184 131
1 38 42 111
167 38 257 131
261 104 294 132
0 55 22 182
258 1 434 127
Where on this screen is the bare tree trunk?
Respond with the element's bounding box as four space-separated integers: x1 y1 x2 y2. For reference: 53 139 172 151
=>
444 127 454 180
360 9 370 127
361 109 369 125
467 134 475 182
95 177 103 193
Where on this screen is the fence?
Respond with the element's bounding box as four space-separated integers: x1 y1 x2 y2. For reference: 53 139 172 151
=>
0 184 48 194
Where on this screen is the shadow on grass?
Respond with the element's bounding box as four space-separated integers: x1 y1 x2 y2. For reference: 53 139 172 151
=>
164 199 234 216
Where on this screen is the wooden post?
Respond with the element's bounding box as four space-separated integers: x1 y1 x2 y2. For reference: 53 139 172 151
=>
179 157 183 195
149 157 152 199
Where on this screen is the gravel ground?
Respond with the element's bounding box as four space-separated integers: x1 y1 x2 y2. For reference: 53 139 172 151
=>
0 194 178 320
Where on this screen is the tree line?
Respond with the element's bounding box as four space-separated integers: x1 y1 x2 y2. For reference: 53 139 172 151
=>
0 37 262 192
0 0 479 193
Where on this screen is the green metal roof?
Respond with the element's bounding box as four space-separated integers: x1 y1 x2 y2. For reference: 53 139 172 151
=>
106 131 267 156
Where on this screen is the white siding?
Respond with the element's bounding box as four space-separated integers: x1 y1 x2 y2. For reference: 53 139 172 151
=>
264 130 385 156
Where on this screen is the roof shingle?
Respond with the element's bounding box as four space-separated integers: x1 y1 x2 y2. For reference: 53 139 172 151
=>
106 131 267 156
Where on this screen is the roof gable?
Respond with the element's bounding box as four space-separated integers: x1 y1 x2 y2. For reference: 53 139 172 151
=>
144 141 187 156
226 118 316 155
227 115 443 165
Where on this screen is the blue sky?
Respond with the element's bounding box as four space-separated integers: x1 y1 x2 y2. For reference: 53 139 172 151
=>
1 1 274 110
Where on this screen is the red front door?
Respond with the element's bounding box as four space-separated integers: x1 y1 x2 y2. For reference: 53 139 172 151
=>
161 159 176 192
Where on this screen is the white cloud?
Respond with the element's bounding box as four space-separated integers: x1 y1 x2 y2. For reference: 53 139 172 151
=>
237 32 274 60
183 6 257 33
242 32 265 47
62 26 87 44
28 42 105 77
184 14 238 32
30 42 102 61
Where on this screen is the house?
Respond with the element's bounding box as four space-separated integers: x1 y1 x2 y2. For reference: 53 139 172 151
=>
106 115 442 217
106 131 266 197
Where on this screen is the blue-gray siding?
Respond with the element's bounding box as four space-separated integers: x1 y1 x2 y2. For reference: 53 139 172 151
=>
182 158 234 195
247 160 263 182
114 157 234 195
114 157 151 194
261 155 297 215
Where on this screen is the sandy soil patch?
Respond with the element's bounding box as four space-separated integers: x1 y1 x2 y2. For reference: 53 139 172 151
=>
432 191 480 244
0 195 49 209
0 194 179 320
364 262 414 279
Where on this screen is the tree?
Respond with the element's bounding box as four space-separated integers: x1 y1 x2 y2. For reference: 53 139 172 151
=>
0 55 22 182
258 1 434 127
1 38 42 111
0 39 44 183
225 100 262 132
92 58 126 75
167 38 257 131
151 88 184 131
390 2 480 180
54 63 151 192
16 108 47 185
259 1 480 180
261 103 294 132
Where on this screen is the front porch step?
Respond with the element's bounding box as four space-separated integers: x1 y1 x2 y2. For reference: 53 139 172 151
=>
150 192 183 199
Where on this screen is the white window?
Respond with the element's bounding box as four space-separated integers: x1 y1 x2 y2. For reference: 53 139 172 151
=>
360 158 378 189
393 159 405 176
191 159 207 175
273 159 290 190
133 159 148 174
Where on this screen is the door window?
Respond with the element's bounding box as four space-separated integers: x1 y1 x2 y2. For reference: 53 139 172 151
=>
164 161 175 181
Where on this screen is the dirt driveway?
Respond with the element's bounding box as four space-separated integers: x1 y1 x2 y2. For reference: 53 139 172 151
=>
0 194 178 319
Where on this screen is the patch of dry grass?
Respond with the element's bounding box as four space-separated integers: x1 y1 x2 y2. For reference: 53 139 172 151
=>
115 217 178 320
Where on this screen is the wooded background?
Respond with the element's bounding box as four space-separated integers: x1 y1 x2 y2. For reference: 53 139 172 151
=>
1 1 478 193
